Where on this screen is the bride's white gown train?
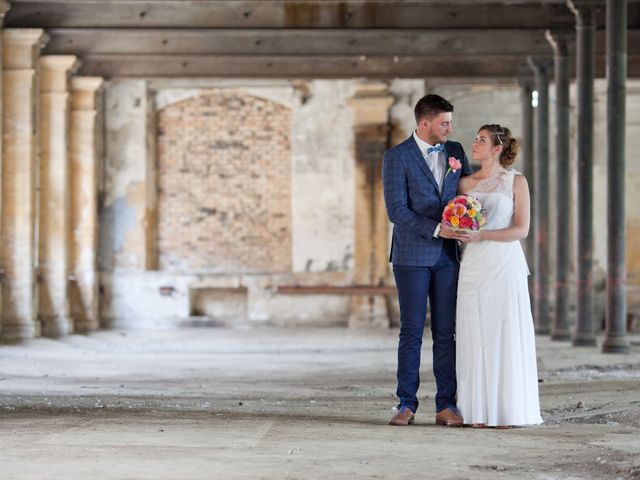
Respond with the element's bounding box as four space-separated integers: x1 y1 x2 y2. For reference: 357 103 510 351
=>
456 169 543 427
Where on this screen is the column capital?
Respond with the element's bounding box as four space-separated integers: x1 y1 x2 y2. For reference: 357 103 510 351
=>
517 76 535 90
526 56 553 76
71 76 104 110
545 30 573 56
39 55 80 92
71 76 104 93
39 55 80 72
3 28 49 69
567 0 602 23
0 1 11 21
348 81 393 127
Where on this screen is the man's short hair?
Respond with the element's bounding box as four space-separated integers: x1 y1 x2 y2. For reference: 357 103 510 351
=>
414 94 454 123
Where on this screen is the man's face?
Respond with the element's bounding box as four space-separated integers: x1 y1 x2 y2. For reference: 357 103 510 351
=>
424 112 453 145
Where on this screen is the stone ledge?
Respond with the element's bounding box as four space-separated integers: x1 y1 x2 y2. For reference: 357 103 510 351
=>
277 285 396 295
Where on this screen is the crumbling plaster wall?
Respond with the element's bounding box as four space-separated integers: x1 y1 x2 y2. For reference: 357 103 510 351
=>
100 79 367 328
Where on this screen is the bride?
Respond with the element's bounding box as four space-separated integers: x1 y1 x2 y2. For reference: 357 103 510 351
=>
455 124 543 428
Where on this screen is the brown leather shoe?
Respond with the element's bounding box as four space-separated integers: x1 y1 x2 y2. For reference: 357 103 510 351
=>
389 407 415 426
435 408 463 427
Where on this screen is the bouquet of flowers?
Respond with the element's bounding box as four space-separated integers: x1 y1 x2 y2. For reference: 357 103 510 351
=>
442 195 486 231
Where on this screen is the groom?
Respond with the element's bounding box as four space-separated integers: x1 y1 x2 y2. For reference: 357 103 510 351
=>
382 94 472 426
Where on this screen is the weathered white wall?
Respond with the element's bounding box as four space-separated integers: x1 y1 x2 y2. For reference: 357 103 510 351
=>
593 80 640 314
626 81 640 313
100 80 151 271
291 80 356 273
101 79 360 328
430 83 524 170
101 80 155 327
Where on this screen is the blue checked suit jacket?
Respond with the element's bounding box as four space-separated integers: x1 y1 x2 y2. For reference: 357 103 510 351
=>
382 135 473 267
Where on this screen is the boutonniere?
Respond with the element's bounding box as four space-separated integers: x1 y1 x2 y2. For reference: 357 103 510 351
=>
445 156 462 177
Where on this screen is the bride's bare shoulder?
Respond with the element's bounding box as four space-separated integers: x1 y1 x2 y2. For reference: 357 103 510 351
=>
458 175 476 193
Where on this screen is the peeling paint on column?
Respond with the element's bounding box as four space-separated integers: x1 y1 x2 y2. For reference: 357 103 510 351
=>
389 79 424 144
102 80 154 271
99 194 139 270
291 80 357 273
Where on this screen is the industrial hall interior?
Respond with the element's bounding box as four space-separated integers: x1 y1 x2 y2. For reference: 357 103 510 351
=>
0 1 639 480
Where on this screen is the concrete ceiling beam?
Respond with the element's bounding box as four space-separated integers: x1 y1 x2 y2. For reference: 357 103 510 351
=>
42 27 640 56
5 1 596 29
76 53 640 79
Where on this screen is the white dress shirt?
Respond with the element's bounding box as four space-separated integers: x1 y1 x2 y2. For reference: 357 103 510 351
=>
413 130 445 191
413 131 444 238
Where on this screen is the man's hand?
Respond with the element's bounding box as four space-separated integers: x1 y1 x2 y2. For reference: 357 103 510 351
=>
439 224 471 242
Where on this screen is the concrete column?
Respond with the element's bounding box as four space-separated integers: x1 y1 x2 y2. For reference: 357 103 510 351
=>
546 31 573 341
519 78 535 271
602 0 631 353
0 1 11 339
347 83 393 328
69 77 103 334
527 56 553 335
568 0 599 346
0 29 49 343
38 55 79 338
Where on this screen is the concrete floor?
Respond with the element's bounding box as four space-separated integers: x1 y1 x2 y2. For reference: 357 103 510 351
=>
0 328 639 480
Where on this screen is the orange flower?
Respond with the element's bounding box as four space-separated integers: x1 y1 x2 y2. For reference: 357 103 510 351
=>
452 204 467 217
450 216 460 227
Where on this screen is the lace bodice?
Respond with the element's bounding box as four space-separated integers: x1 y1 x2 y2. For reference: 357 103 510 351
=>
464 169 519 231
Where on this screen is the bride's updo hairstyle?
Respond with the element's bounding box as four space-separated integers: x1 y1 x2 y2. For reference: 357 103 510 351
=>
479 124 520 167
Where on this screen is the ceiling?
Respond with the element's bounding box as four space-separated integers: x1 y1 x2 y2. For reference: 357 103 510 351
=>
4 1 640 79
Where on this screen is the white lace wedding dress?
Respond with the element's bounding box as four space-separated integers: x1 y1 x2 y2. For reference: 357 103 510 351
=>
456 169 543 426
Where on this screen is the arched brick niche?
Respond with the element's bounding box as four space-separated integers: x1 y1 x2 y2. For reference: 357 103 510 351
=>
156 91 292 273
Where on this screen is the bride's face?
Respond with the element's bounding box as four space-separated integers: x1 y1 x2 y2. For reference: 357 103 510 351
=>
472 130 500 162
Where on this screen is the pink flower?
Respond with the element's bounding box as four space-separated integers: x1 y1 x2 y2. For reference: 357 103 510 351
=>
445 157 462 177
448 156 462 172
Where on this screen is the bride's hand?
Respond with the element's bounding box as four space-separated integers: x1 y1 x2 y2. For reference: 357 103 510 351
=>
465 230 484 243
440 224 471 242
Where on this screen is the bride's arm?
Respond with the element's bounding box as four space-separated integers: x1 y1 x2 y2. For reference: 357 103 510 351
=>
466 175 530 243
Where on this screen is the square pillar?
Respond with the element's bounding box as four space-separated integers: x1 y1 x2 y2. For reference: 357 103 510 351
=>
347 83 393 328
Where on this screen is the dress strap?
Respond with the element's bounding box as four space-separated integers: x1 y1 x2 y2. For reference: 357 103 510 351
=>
504 169 520 197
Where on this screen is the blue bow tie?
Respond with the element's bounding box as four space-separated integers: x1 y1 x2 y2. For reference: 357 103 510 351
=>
427 144 444 155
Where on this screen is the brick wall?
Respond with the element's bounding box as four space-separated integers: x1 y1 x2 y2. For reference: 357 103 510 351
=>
157 90 292 273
